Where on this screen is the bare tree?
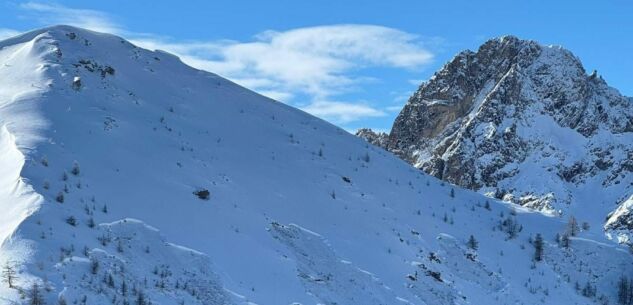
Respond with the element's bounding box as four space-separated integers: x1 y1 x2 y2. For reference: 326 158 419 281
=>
1 262 17 288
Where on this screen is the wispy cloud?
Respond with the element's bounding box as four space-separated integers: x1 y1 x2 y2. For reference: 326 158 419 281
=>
386 105 405 113
408 79 426 86
12 2 437 125
301 100 387 124
19 2 122 34
0 28 21 40
131 25 434 124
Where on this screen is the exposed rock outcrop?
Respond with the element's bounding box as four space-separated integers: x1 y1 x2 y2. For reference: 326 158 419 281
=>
360 36 633 242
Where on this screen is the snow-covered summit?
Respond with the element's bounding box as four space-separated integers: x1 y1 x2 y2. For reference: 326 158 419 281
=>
359 35 633 244
1 26 631 305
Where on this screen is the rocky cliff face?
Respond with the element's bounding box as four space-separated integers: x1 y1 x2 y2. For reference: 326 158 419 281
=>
360 36 633 243
606 195 633 244
355 128 389 149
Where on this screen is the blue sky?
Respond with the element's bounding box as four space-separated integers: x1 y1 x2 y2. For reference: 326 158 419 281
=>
1 1 631 132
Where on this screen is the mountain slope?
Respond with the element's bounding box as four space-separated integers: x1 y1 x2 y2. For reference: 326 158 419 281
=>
0 26 631 305
360 36 633 244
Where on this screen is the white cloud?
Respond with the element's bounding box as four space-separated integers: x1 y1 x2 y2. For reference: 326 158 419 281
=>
256 90 294 102
408 79 426 86
386 105 405 112
301 100 386 124
14 3 438 124
155 25 432 98
19 2 122 34
131 25 435 123
0 28 21 40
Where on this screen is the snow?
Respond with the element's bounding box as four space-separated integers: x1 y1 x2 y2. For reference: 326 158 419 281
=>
0 26 630 305
605 195 633 243
395 35 633 243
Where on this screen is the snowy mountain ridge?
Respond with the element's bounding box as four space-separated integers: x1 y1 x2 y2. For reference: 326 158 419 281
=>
0 26 631 305
359 36 633 245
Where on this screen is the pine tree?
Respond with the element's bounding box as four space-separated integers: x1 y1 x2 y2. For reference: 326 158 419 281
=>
56 192 64 203
87 217 95 228
561 233 571 248
629 279 633 305
136 290 146 305
1 262 17 288
581 282 595 297
28 283 44 305
533 233 544 261
567 216 579 236
467 235 478 250
502 216 520 239
107 273 115 288
618 276 629 305
90 258 99 275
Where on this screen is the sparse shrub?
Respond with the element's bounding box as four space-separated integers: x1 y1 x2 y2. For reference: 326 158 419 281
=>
582 222 590 231
71 161 80 176
65 216 77 226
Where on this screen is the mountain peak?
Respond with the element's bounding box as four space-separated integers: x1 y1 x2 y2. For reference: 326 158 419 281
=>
362 35 633 243
2 27 633 305
1 25 112 48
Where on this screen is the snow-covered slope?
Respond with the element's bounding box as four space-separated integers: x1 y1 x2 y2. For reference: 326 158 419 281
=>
1 26 631 305
361 36 633 245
